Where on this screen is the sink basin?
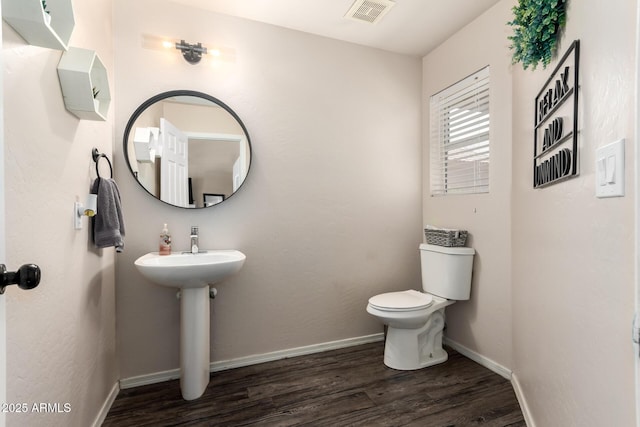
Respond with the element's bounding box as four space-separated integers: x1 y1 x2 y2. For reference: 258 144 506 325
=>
134 250 246 288
134 249 246 401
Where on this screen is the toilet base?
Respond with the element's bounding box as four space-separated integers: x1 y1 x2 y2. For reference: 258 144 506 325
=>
383 308 448 370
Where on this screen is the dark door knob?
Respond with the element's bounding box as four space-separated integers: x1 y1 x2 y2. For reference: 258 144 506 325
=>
0 264 41 294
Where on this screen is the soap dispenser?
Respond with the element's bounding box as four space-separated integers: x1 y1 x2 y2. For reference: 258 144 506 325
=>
159 223 172 255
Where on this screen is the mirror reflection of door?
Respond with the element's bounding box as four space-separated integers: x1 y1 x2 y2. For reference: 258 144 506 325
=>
159 118 189 207
124 91 252 209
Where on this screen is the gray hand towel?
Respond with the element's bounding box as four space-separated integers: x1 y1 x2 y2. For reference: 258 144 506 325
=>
91 178 125 252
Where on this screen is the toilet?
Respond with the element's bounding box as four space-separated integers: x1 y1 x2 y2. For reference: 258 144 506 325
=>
366 243 475 370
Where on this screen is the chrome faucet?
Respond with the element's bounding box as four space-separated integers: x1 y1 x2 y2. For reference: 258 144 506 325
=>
190 226 199 254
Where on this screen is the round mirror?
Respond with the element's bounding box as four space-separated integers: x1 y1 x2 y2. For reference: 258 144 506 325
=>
123 90 252 208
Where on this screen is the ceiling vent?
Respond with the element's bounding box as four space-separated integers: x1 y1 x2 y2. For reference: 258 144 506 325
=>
344 0 395 24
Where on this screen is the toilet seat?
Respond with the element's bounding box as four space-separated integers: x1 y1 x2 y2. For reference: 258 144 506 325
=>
368 290 433 312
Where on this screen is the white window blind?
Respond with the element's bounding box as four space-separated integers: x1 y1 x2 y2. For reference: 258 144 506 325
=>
430 66 490 196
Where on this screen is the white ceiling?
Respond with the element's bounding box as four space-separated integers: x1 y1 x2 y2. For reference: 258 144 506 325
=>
168 0 502 57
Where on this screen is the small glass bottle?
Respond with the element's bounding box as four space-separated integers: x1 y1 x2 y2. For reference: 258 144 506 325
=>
159 223 172 255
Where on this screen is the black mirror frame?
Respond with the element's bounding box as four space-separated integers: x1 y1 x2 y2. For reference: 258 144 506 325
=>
123 90 252 209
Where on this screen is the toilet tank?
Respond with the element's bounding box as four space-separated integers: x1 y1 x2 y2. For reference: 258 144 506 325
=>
420 243 475 300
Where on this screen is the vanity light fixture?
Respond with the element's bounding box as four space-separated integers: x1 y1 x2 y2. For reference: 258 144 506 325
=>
74 194 97 230
141 34 236 67
175 40 207 64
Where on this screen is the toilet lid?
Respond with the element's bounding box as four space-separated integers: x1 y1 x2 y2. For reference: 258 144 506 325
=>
368 290 433 312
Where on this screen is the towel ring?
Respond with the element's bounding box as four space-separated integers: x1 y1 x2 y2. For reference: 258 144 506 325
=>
92 148 113 179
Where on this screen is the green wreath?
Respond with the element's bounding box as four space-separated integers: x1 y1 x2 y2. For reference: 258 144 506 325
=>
508 0 567 70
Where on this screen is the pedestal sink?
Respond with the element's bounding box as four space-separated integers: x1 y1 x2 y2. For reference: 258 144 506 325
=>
134 250 246 400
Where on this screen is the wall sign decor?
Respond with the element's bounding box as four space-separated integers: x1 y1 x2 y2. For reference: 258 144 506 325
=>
534 40 580 188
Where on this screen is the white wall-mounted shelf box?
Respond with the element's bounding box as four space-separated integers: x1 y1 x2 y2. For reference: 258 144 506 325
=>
1 0 75 51
133 127 159 163
57 47 111 121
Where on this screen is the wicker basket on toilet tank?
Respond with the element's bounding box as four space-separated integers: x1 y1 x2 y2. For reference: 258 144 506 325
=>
424 227 468 247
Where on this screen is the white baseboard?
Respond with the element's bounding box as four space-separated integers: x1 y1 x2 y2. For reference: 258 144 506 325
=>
443 337 512 380
91 381 119 427
120 333 385 390
120 368 181 389
444 338 533 426
511 373 535 427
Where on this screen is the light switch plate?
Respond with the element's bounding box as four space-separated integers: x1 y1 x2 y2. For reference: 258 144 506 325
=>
595 139 625 198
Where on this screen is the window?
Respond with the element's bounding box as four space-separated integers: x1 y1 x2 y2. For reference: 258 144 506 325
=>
430 66 490 196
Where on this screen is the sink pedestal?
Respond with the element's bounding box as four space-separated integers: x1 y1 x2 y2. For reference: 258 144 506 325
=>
180 287 210 400
133 250 246 401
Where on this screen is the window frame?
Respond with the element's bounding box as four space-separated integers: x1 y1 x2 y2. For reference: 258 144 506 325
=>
429 66 491 196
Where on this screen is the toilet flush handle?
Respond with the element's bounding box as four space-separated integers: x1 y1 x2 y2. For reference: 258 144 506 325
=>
0 264 41 295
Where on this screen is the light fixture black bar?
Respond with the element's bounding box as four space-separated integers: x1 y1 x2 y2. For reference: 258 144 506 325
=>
175 40 208 64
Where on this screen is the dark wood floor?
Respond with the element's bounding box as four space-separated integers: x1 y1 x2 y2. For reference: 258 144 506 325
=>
103 342 525 426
